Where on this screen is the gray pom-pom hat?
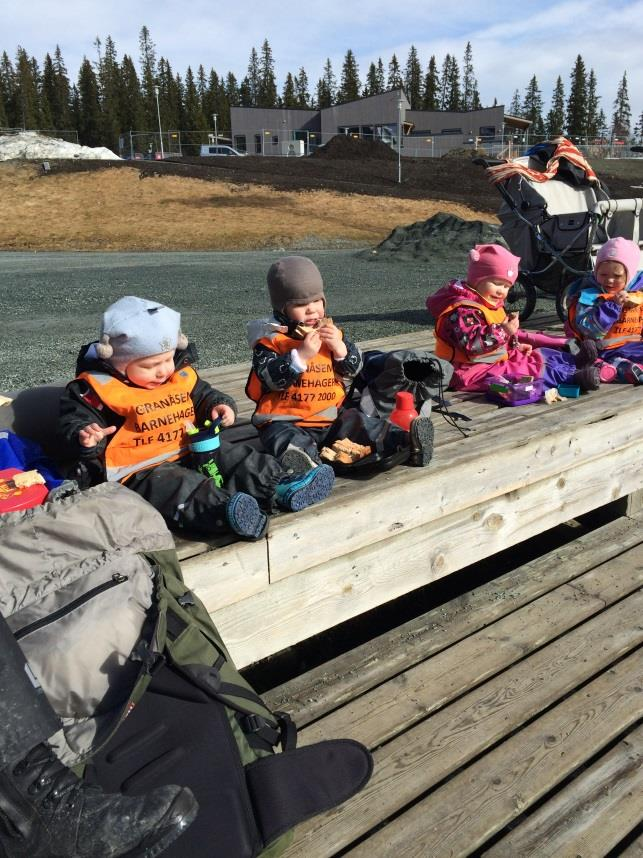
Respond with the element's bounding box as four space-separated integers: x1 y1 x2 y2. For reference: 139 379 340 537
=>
96 296 188 372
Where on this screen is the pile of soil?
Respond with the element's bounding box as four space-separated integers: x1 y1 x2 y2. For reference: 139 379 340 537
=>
311 134 397 161
362 212 503 262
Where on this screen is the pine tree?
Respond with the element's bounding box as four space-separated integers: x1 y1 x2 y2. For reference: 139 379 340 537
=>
585 68 601 139
445 55 461 111
439 55 453 109
282 72 297 108
13 47 39 128
225 72 240 108
0 52 16 127
119 54 143 145
138 25 157 131
565 54 587 138
239 76 253 107
635 109 643 143
97 35 122 151
52 45 72 129
508 88 522 117
40 54 56 129
315 58 335 109
184 65 207 135
376 58 385 93
387 54 402 90
0 87 6 127
258 38 277 108
461 42 479 111
245 47 260 106
404 45 422 108
196 64 207 115
295 67 310 108
364 62 379 98
77 57 101 145
522 75 544 136
546 75 565 136
422 56 440 110
338 49 360 102
611 71 631 140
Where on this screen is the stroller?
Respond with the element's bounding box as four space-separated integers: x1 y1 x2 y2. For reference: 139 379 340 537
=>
475 138 643 321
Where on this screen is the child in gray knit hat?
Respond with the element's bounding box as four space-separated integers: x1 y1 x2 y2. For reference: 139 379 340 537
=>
58 295 335 540
246 257 433 470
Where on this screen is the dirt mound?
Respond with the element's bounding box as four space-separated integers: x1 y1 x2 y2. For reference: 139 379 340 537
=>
311 134 397 161
361 212 503 262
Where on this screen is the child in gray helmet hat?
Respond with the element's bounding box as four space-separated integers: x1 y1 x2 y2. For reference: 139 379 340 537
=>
246 256 433 469
57 295 335 540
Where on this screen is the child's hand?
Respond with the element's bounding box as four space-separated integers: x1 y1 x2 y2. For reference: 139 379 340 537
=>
297 330 322 362
609 290 628 306
501 312 520 336
211 404 235 427
517 342 533 356
318 321 348 359
78 423 116 448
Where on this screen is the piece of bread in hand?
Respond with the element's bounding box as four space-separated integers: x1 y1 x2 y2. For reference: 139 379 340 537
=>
293 316 334 338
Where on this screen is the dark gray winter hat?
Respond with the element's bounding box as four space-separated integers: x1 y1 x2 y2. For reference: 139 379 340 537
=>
267 256 325 312
96 296 188 372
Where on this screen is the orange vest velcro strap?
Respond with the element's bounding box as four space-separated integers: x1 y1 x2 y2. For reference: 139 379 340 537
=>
434 300 509 365
78 368 198 482
248 333 346 427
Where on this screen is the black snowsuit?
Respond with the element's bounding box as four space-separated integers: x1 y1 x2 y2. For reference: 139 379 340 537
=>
57 343 285 536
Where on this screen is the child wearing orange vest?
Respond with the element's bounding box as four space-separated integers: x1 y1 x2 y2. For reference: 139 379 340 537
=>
427 244 602 394
565 237 643 383
58 296 335 540
246 256 434 468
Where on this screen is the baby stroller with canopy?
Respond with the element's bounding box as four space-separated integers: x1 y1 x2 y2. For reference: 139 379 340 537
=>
475 138 643 321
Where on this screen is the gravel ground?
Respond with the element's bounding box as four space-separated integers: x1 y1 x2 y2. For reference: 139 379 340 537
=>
0 248 557 391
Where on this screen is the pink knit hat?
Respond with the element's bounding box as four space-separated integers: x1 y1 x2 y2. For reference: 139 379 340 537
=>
595 237 641 285
467 244 520 287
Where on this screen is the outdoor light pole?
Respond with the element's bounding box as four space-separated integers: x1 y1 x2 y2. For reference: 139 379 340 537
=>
397 95 402 183
154 85 164 159
212 113 218 146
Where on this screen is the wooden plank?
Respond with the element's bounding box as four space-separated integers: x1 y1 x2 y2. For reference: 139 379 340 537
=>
266 386 643 582
180 537 269 611
280 593 643 857
484 723 643 858
212 438 643 666
297 552 643 750
346 648 643 858
265 514 643 724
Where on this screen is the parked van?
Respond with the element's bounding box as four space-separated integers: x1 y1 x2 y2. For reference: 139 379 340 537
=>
200 144 247 157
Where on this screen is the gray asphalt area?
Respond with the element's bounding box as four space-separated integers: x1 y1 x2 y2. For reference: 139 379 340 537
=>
0 249 556 390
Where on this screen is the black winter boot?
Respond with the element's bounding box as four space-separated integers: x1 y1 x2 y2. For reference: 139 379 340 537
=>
0 743 198 858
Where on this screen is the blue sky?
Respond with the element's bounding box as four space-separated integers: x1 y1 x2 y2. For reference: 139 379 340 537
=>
5 0 643 124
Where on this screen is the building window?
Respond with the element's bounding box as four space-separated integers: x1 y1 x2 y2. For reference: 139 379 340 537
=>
441 128 462 135
479 126 496 137
254 134 262 154
272 135 279 146
234 135 247 152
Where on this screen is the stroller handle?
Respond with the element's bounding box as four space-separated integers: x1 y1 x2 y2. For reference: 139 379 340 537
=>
591 198 643 216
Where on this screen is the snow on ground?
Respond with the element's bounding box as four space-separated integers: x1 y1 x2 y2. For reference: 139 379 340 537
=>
0 131 119 161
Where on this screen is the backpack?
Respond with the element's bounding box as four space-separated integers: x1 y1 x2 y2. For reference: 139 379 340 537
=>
347 348 453 419
0 484 373 858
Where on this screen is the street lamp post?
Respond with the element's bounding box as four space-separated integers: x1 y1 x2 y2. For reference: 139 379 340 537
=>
154 85 164 159
212 113 218 146
397 95 402 183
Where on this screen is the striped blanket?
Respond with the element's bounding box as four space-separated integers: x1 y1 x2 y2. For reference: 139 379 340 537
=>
486 137 599 185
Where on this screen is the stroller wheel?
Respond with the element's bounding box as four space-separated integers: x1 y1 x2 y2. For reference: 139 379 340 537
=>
556 282 575 322
507 278 537 322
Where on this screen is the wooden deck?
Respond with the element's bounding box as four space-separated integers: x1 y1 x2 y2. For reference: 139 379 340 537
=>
173 322 643 669
263 512 643 857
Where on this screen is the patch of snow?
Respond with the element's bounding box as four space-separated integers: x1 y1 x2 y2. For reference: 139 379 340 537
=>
0 131 120 162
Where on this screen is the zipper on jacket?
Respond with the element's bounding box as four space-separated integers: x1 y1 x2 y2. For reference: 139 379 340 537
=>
14 574 129 641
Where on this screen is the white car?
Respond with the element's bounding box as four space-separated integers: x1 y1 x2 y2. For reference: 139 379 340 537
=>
200 144 248 157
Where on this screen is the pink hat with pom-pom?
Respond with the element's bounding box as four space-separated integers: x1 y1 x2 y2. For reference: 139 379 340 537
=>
96 296 188 372
467 244 520 287
595 237 641 284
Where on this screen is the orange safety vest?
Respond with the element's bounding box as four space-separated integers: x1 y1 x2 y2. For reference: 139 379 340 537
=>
433 299 509 364
568 291 643 350
246 332 346 427
79 367 198 483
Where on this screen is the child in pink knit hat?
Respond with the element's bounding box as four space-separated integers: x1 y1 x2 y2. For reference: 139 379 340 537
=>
566 236 643 383
426 243 602 395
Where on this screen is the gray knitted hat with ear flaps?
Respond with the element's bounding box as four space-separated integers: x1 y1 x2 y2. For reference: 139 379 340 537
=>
267 256 326 313
95 296 188 372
